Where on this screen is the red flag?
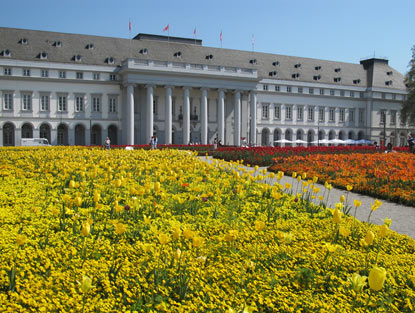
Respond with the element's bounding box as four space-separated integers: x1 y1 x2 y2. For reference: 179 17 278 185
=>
193 27 196 37
220 31 222 42
163 24 169 32
129 20 132 32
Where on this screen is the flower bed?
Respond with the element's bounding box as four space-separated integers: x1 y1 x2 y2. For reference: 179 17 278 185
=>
269 152 415 206
212 146 410 167
0 147 414 312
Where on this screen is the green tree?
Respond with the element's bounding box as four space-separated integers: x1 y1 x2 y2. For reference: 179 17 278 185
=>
401 45 415 123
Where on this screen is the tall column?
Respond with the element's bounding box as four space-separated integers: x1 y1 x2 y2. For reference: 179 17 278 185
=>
218 89 225 144
183 87 191 144
201 88 208 144
146 85 154 143
234 90 241 146
126 84 135 145
250 91 257 146
165 86 173 145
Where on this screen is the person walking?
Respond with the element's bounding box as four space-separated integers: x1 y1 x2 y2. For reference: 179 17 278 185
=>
408 134 414 153
104 137 111 150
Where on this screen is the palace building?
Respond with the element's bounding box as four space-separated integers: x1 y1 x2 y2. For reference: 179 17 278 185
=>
0 27 410 146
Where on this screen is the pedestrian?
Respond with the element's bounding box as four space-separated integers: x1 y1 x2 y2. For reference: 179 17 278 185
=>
151 135 158 149
408 134 414 153
374 141 380 152
213 137 218 149
104 137 111 150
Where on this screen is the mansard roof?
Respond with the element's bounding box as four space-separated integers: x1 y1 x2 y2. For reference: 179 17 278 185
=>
0 27 406 90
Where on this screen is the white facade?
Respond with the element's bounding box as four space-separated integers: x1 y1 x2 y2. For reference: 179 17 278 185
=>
0 28 410 146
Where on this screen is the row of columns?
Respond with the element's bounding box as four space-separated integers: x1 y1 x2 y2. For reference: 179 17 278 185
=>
126 84 257 146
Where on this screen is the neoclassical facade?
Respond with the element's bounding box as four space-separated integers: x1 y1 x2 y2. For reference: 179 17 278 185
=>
0 27 410 146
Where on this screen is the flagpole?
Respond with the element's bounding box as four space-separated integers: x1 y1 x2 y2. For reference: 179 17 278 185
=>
129 19 132 58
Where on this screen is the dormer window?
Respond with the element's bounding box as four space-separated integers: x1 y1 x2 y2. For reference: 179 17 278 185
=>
206 54 214 60
334 68 341 73
39 52 48 60
313 75 321 80
249 59 257 65
294 63 301 68
1 49 11 57
53 41 62 47
106 57 115 64
19 38 28 45
85 43 94 50
334 77 341 82
292 73 300 79
315 65 322 70
174 51 182 57
387 71 393 76
74 55 82 62
353 79 361 84
272 61 280 66
385 80 393 86
139 48 148 55
269 71 278 77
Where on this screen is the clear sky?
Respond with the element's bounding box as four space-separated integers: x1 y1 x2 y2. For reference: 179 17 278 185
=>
1 0 414 74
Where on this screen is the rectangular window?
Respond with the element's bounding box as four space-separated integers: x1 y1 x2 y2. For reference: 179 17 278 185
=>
308 106 314 121
330 89 335 96
274 104 281 119
59 71 66 78
359 109 365 123
41 70 49 78
349 109 355 122
58 95 67 112
22 94 32 110
360 92 364 98
109 97 117 113
285 105 292 120
153 96 158 115
75 96 84 112
40 94 49 111
76 72 83 79
340 90 345 97
320 88 324 95
4 68 12 75
318 107 325 122
3 93 13 110
275 85 280 92
93 73 100 80
92 96 100 112
381 93 386 99
109 74 116 81
262 104 269 119
286 86 292 93
392 94 396 100
263 84 268 91
350 91 354 97
329 108 335 122
298 87 303 94
297 106 303 121
23 69 31 77
380 110 386 124
391 110 396 125
339 108 345 122
309 88 314 95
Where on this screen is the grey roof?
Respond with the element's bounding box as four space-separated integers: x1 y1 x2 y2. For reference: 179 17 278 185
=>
0 27 406 90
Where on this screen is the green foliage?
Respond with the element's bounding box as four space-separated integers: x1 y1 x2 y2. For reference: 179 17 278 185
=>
401 45 415 124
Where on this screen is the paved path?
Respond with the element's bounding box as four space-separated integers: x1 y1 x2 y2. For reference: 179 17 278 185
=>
198 156 415 239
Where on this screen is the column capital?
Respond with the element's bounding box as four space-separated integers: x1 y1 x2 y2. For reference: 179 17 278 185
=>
145 84 156 89
164 85 174 89
218 88 227 93
183 86 192 91
200 87 209 92
123 83 136 88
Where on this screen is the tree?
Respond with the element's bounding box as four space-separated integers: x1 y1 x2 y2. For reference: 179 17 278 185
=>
401 45 415 124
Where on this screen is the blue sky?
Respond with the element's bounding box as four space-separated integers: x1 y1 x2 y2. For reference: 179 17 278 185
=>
1 0 414 74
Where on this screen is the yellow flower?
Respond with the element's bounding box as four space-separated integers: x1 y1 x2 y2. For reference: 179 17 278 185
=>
384 218 392 227
81 222 90 237
51 207 59 215
346 185 353 191
348 273 367 293
354 199 362 207
192 236 204 248
154 182 160 192
292 172 297 178
74 196 82 207
333 208 342 224
364 230 375 245
182 228 194 240
255 220 266 231
378 224 389 238
283 232 294 244
313 176 318 183
285 183 292 190
93 192 100 203
302 173 307 179
158 233 170 245
78 275 95 294
276 171 284 180
69 180 76 189
143 215 151 225
224 230 239 242
360 238 369 247
339 226 351 237
318 195 324 201
16 234 28 246
174 248 182 260
325 242 340 253
297 176 302 182
340 195 345 203
172 227 181 239
368 267 386 291
374 199 383 207
115 222 127 235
